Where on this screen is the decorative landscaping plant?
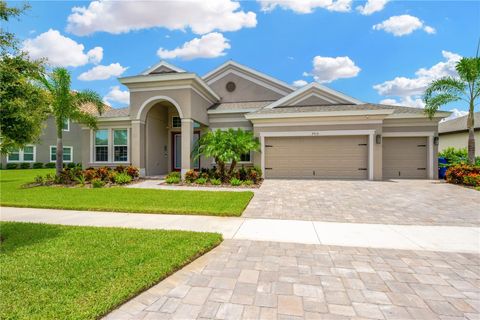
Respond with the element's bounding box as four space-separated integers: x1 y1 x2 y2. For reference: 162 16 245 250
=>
445 163 480 190
162 166 262 188
30 166 140 188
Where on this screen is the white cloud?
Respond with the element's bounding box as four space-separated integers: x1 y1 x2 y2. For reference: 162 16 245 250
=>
375 50 462 108
157 33 230 60
104 86 129 105
292 80 308 87
22 29 103 67
373 50 461 97
78 63 127 81
442 108 468 122
356 0 388 15
67 0 256 36
305 55 361 83
372 15 435 36
258 0 352 14
380 97 425 109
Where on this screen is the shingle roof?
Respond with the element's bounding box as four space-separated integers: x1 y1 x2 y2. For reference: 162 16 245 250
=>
439 112 480 133
250 103 430 115
79 102 112 115
98 107 130 118
208 101 275 112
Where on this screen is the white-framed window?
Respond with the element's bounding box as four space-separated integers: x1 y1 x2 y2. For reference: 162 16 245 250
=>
113 129 129 162
94 129 109 162
91 128 130 163
62 119 70 131
50 146 73 162
7 146 36 162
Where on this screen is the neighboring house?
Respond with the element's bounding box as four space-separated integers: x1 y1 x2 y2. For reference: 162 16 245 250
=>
4 60 451 180
439 112 480 156
1 104 111 168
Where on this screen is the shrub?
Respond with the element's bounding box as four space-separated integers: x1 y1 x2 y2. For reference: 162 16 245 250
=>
84 169 97 181
6 163 18 169
446 164 480 185
166 171 181 179
92 178 105 188
20 163 30 169
45 163 56 168
96 167 110 181
165 176 180 184
184 170 199 183
114 165 126 173
34 175 44 185
75 174 86 186
247 166 262 183
114 172 132 185
195 177 207 185
44 174 55 185
230 178 242 186
238 166 248 181
210 178 221 185
33 162 44 169
108 171 118 183
463 173 480 187
66 162 77 169
126 166 139 179
243 180 253 186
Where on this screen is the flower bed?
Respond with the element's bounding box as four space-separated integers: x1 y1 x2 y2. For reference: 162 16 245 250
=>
445 164 480 190
163 167 263 188
29 165 140 188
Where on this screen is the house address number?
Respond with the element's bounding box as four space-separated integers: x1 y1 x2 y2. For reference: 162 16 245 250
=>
312 132 320 136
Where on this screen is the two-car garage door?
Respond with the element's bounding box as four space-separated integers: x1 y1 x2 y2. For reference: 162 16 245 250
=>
264 136 369 179
264 135 429 180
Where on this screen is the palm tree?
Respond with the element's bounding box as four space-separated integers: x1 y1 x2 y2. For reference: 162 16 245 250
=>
423 56 480 164
40 68 104 175
193 129 260 181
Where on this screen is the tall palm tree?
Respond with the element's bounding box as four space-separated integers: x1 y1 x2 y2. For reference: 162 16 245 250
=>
423 56 480 164
40 68 104 175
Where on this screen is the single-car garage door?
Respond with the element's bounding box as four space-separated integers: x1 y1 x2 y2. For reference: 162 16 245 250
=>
264 135 369 179
383 137 428 179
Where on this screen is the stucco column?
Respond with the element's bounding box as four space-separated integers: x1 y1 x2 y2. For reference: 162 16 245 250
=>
181 118 194 176
131 120 146 176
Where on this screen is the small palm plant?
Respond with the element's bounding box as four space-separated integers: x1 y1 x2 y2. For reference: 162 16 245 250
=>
40 68 104 175
423 56 480 164
193 129 260 181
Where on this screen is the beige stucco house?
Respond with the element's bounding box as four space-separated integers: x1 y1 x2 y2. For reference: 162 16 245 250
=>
4 60 451 180
439 112 480 156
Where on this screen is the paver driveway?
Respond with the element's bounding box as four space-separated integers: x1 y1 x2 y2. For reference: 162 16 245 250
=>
107 240 480 320
243 180 480 226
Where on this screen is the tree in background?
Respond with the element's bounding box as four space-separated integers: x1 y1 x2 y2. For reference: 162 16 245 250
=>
39 68 104 175
423 56 480 164
0 1 50 154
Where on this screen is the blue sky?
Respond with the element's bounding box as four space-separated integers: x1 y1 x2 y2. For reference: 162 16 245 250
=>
8 0 480 117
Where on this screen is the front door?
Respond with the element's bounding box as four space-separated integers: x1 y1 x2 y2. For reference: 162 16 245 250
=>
172 132 200 171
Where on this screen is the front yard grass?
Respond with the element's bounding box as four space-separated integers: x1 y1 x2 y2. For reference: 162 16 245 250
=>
0 169 253 216
0 222 222 320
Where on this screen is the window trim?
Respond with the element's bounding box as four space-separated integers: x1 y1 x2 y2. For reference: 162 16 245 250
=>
94 129 109 163
90 128 130 164
7 145 36 163
49 146 73 163
113 128 130 163
63 119 70 132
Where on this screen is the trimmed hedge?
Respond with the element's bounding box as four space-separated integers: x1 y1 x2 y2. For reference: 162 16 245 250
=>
33 162 44 169
446 164 480 187
6 163 18 169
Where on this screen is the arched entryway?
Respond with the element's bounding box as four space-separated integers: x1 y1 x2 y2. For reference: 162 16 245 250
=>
132 96 197 177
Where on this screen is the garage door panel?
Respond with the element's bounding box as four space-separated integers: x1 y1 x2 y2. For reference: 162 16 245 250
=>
383 137 427 179
265 135 368 179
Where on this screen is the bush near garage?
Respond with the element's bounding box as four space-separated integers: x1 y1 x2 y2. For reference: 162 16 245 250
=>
445 164 480 187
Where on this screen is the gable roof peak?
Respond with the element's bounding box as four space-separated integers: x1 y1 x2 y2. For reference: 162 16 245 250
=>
141 60 186 75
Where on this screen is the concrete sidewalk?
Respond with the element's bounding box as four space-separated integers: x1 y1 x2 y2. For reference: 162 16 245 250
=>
1 207 479 253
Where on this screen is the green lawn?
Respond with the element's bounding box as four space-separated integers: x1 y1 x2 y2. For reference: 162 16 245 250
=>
0 222 222 320
0 169 253 216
